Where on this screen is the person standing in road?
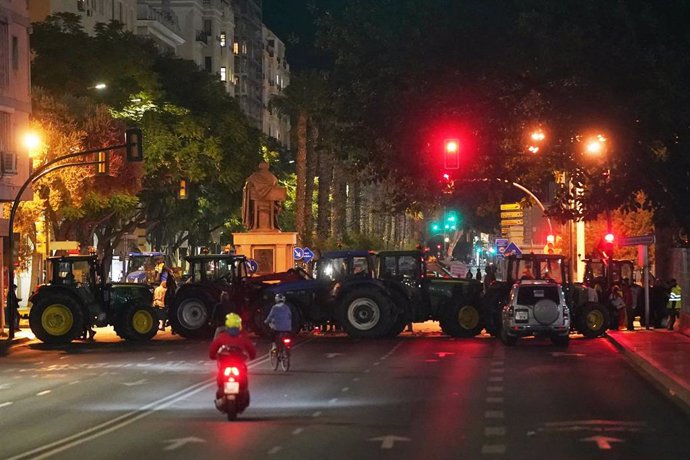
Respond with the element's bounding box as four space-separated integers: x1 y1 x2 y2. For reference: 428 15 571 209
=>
666 279 681 330
475 268 482 281
609 285 626 330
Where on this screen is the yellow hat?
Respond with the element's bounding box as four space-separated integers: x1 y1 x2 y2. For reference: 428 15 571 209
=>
225 313 242 330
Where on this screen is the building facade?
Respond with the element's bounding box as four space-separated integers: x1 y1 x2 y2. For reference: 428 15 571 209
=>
231 0 262 128
29 0 139 33
1 0 33 330
261 25 289 147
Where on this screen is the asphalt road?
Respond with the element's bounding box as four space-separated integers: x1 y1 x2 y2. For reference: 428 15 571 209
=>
1 329 689 459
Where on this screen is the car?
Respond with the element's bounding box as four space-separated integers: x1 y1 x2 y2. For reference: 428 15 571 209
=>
500 279 570 347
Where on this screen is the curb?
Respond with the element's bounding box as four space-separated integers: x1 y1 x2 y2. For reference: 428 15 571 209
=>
606 333 690 417
0 336 31 353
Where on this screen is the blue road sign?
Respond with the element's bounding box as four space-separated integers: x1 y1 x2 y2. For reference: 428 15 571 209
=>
504 242 522 256
246 259 258 273
293 247 304 260
302 247 314 263
495 238 509 258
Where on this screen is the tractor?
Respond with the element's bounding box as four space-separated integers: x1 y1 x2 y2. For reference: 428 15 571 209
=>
29 255 159 344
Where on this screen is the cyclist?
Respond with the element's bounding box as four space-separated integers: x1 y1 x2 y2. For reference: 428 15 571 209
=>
209 313 256 407
265 293 293 350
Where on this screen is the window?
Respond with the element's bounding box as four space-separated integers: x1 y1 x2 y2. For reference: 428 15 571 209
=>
203 19 212 37
11 36 18 70
220 66 227 81
0 111 16 175
204 56 212 73
0 21 8 87
77 0 85 12
241 41 247 54
220 32 226 47
233 42 239 54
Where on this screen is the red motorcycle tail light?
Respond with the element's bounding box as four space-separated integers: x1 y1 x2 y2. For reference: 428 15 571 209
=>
223 366 241 377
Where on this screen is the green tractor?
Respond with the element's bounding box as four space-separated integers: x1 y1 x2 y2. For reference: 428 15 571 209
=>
28 255 159 344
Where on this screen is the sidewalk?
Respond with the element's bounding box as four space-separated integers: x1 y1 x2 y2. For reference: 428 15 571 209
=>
607 328 690 415
0 327 33 353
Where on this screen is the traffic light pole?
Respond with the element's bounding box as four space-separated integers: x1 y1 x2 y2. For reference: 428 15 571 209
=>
4 129 141 342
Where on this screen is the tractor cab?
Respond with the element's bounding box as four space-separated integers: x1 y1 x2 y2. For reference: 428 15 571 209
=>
500 253 569 285
124 251 165 284
582 258 636 301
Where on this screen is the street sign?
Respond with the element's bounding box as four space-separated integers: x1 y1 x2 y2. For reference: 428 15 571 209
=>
246 259 258 273
619 234 655 246
500 203 521 211
500 211 523 219
504 242 522 256
302 247 314 263
293 247 304 260
496 239 509 258
501 219 523 226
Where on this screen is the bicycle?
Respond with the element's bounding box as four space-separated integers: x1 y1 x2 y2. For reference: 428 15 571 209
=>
269 335 291 372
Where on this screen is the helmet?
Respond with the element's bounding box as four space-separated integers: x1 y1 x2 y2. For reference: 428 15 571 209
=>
225 313 242 330
274 293 286 304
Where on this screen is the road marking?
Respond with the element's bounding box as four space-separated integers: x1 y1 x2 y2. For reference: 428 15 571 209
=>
68 381 80 385
162 437 205 451
341 387 350 392
485 427 506 436
329 398 338 404
37 390 51 396
0 383 11 390
353 377 360 382
491 361 504 366
123 379 148 387
581 436 623 450
485 411 504 419
147 357 155 361
490 368 504 373
486 397 504 403
6 341 306 460
312 411 322 418
268 446 282 455
487 386 503 392
364 369 371 373
0 402 13 408
369 435 411 449
481 444 506 454
292 428 304 435
325 353 343 359
373 361 380 366
488 376 503 382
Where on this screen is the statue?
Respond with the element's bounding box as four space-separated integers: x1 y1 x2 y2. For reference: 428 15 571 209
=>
241 161 287 231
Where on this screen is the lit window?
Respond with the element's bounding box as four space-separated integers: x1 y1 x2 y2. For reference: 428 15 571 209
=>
241 42 247 54
220 32 226 47
220 67 227 81
233 42 239 54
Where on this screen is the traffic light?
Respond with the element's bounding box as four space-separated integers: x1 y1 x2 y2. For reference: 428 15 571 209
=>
178 179 188 199
125 127 143 162
598 233 615 261
96 151 109 175
444 138 460 169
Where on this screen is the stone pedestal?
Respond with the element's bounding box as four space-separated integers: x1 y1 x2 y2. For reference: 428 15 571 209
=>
233 231 297 274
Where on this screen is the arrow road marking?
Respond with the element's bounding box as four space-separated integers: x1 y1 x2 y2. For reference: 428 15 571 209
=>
581 436 623 450
123 379 148 386
325 353 343 359
163 437 206 451
369 435 411 449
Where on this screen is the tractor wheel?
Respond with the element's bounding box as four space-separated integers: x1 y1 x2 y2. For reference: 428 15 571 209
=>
339 288 394 338
119 304 158 341
29 294 84 344
577 302 610 338
441 303 483 338
481 287 507 337
386 315 407 337
169 294 213 339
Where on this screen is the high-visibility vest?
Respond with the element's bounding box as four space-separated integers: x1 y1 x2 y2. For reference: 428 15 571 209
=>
667 285 682 309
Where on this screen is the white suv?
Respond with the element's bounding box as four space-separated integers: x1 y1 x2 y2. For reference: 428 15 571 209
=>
500 280 570 347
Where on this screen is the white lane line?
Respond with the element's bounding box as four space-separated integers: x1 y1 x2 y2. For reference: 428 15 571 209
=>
490 368 504 373
352 377 360 382
0 402 13 408
485 411 504 419
481 444 506 454
268 446 282 455
486 397 504 404
37 390 51 396
341 387 350 393
329 398 338 404
147 357 155 361
373 362 381 366
488 376 503 382
312 411 322 418
487 386 503 393
491 361 504 366
364 369 371 373
485 427 506 436
68 381 80 385
292 428 304 435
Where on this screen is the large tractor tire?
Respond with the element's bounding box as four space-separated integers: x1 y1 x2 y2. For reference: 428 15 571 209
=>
441 302 483 338
169 294 214 339
338 288 395 338
29 294 84 344
482 286 509 337
576 302 610 338
118 304 158 341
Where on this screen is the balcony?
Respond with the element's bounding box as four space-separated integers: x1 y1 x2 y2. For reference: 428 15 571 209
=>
137 5 182 36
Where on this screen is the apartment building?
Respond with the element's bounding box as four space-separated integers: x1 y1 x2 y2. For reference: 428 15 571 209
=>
231 0 262 128
262 25 289 148
29 0 138 33
1 0 33 329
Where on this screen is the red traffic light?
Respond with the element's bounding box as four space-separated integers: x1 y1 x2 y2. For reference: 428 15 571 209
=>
604 233 615 244
444 138 460 169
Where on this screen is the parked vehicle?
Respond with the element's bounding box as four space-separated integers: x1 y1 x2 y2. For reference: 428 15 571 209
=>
500 280 570 347
482 253 610 338
29 255 158 344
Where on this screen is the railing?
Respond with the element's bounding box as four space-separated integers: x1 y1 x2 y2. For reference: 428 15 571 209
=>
137 5 182 35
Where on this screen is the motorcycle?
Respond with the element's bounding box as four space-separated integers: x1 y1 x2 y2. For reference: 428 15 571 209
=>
214 346 251 421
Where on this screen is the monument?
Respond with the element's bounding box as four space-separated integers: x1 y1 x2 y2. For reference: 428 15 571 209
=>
233 162 297 274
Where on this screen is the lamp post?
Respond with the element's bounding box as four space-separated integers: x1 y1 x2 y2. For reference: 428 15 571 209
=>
4 128 143 342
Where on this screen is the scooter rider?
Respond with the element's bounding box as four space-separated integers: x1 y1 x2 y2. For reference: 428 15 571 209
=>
209 313 256 406
265 293 293 347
